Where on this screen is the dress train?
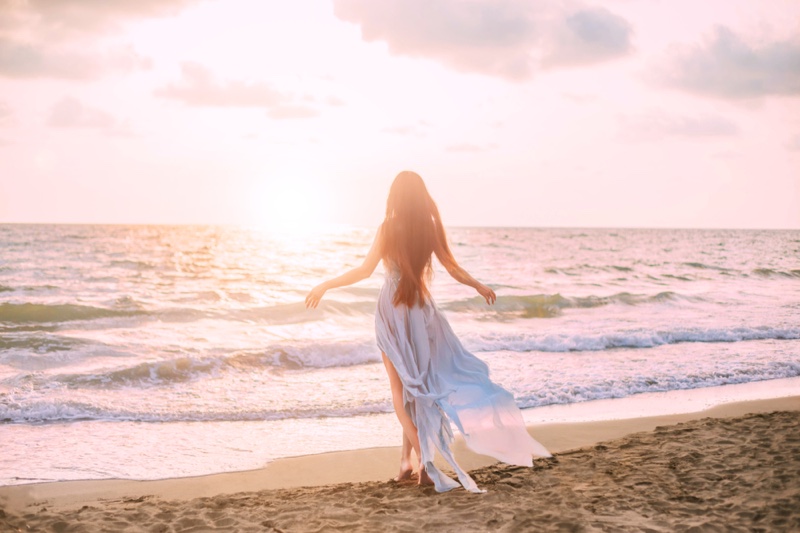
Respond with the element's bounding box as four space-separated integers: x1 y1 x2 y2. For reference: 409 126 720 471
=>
375 273 551 493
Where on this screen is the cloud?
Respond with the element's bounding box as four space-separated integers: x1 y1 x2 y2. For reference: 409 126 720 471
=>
333 0 633 80
543 7 633 68
619 111 739 142
335 0 539 80
155 63 288 107
659 26 800 99
155 63 329 119
327 96 346 107
0 0 201 37
0 39 149 79
787 134 800 152
0 0 185 79
47 97 118 130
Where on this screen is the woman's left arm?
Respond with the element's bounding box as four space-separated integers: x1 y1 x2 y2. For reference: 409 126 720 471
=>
305 227 383 309
433 234 496 305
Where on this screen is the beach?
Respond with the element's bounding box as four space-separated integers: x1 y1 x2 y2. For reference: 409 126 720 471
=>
2 395 798 532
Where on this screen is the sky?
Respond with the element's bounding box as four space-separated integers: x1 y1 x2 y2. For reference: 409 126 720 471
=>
0 0 798 229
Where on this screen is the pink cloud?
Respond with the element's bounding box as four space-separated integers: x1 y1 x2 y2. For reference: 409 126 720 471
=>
619 111 739 142
46 96 134 136
155 62 288 107
47 97 117 129
155 63 337 121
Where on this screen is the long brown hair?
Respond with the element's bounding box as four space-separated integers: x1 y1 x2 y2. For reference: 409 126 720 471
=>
381 171 457 307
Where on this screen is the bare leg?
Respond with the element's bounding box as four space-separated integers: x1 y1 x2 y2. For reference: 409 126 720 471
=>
382 353 434 486
395 432 414 482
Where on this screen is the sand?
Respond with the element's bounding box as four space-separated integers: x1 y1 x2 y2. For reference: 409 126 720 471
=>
1 397 799 532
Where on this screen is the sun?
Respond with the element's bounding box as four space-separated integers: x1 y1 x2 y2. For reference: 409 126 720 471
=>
247 177 329 234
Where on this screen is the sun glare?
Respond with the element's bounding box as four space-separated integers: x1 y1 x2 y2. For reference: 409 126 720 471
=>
247 178 329 235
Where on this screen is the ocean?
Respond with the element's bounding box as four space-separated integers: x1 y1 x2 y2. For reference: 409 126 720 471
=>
1 224 798 485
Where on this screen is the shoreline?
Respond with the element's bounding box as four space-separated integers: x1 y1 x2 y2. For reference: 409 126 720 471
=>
4 377 797 489
1 391 797 515
521 375 800 424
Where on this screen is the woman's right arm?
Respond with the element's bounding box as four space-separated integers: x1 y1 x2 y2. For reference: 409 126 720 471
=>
305 226 383 309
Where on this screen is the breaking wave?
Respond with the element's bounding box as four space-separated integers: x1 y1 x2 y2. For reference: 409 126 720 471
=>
0 303 144 324
465 325 800 353
444 291 696 318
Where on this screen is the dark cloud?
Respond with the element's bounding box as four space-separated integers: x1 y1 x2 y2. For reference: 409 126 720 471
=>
619 111 739 141
660 26 800 99
0 39 149 79
543 7 633 68
47 97 117 129
333 0 633 80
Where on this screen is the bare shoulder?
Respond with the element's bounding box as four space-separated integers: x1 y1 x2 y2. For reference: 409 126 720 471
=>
373 222 385 245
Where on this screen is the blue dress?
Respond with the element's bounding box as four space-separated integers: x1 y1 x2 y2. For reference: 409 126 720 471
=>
375 271 551 492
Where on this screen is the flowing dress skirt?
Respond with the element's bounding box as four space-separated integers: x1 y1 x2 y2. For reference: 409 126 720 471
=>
375 275 551 493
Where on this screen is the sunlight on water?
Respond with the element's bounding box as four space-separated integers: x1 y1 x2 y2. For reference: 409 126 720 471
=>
245 175 332 234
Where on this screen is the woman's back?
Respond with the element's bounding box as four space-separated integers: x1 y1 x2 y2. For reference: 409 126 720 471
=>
380 171 457 307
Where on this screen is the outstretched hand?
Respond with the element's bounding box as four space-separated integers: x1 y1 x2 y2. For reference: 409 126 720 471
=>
476 284 496 305
305 284 327 309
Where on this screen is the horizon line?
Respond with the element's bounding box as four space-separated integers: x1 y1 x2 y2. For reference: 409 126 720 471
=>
0 221 798 232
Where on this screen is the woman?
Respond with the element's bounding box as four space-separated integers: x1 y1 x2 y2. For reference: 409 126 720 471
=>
305 171 550 493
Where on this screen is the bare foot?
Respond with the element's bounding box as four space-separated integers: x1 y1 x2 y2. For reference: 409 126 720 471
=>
394 460 415 482
418 466 434 487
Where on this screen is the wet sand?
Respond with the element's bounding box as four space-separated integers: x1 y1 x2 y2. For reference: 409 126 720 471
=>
1 397 798 532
